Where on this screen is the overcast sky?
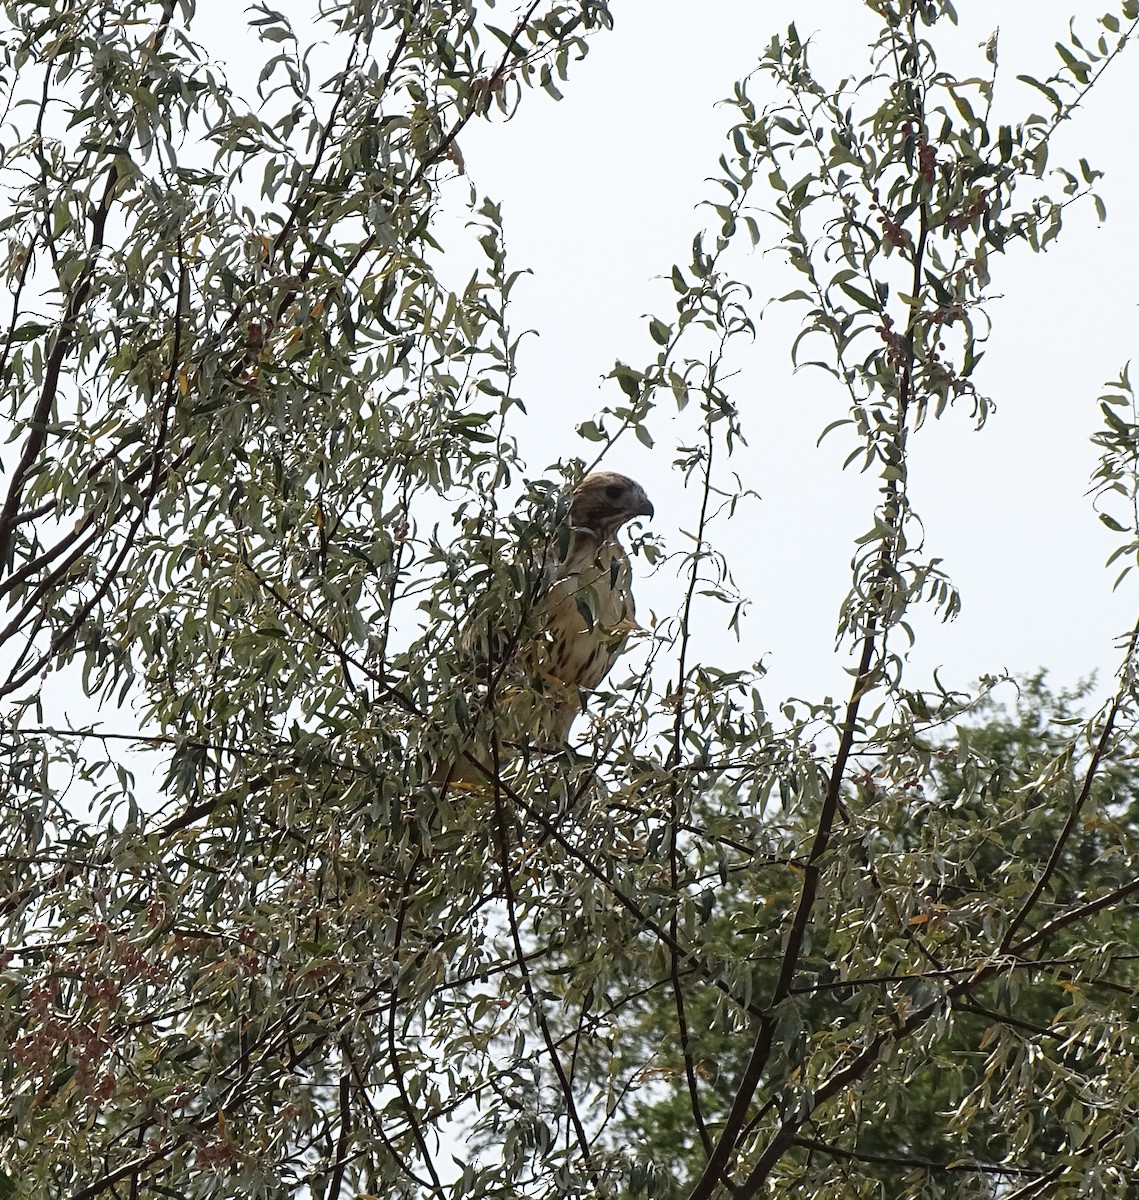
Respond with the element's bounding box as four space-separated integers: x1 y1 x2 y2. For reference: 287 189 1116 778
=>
37 0 1129 762
414 1 1139 713
5 0 1130 812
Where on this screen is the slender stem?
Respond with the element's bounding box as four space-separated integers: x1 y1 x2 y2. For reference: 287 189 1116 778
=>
492 777 601 1185
1001 614 1139 951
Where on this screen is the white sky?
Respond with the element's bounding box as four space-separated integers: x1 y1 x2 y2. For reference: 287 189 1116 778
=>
432 1 1139 711
21 1 1137 768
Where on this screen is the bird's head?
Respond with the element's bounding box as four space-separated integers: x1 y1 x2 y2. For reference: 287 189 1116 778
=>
569 472 654 538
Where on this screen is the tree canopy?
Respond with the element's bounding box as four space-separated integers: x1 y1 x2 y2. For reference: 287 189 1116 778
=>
2 2 1139 1198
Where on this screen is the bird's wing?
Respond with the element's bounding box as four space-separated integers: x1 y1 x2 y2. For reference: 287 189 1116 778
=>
529 533 637 730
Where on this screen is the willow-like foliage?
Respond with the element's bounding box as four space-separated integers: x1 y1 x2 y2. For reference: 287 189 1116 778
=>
2 2 1139 1198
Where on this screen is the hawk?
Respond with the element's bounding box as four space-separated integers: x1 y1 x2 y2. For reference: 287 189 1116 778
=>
436 471 654 786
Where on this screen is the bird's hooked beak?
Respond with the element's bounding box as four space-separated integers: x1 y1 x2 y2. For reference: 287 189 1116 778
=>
631 488 654 521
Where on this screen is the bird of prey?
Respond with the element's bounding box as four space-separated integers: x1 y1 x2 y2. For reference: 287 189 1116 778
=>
436 471 654 787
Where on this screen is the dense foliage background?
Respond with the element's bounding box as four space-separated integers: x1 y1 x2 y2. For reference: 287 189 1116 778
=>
2 1 1139 1197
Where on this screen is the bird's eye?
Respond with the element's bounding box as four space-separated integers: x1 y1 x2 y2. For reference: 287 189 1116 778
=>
605 484 624 500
